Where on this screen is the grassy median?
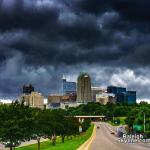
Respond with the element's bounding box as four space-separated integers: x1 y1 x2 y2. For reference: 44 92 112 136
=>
16 124 94 150
108 117 127 126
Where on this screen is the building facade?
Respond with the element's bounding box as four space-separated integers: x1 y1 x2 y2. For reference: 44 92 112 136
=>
91 87 105 102
126 91 136 104
48 94 76 104
62 78 76 95
77 73 92 103
107 86 126 103
107 86 136 104
20 92 44 109
107 86 126 94
48 95 61 103
47 93 77 109
96 93 109 105
96 93 116 105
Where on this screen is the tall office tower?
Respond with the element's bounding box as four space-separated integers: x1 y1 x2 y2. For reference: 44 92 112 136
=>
77 72 92 103
62 77 76 96
23 84 34 94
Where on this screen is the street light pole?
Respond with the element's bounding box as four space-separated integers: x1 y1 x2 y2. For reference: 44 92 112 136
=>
144 113 146 133
113 113 114 121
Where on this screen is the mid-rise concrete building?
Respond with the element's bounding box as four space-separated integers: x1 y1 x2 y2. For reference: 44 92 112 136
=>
20 92 44 109
77 73 92 103
96 93 116 105
48 95 61 103
48 94 76 103
47 94 77 109
91 87 105 102
60 102 80 110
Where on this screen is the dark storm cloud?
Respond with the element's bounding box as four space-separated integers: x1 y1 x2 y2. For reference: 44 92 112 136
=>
74 0 112 15
0 0 150 98
113 0 150 22
0 0 149 66
126 45 150 66
76 0 150 21
0 1 59 31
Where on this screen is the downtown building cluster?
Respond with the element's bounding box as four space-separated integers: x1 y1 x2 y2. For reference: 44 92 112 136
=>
19 72 136 109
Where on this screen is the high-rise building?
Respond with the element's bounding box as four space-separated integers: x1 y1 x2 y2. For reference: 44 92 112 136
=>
107 86 136 104
116 92 127 103
62 77 76 95
23 84 34 94
107 86 126 103
107 86 126 94
126 91 136 104
77 72 92 103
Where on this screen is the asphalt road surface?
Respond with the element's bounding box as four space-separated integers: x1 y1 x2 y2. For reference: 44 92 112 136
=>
90 122 150 150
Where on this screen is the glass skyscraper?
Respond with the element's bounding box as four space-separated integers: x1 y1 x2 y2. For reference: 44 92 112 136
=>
107 86 136 104
62 78 76 95
126 91 136 104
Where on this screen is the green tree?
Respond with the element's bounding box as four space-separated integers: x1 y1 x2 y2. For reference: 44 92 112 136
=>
38 109 64 146
81 119 91 132
0 103 33 150
59 117 79 143
31 108 44 150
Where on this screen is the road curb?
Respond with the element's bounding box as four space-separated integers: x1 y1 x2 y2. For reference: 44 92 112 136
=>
77 124 96 150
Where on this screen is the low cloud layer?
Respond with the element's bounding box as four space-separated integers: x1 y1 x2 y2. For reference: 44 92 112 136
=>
0 0 150 98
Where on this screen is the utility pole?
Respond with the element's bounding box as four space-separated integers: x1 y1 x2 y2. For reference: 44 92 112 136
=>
113 113 114 121
144 113 146 133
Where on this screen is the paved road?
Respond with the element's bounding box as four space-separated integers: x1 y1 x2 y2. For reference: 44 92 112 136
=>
90 122 150 150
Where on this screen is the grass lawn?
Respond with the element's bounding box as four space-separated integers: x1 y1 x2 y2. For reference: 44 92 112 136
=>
118 117 126 125
108 117 127 126
16 124 94 150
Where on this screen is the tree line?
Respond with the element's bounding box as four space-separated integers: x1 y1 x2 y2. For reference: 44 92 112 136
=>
0 102 90 150
67 102 150 133
1 101 150 150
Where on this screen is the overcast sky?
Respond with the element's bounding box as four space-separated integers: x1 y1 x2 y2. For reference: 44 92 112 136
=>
0 0 150 98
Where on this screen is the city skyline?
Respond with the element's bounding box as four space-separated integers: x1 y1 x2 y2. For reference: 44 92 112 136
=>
0 73 138 99
0 0 150 99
